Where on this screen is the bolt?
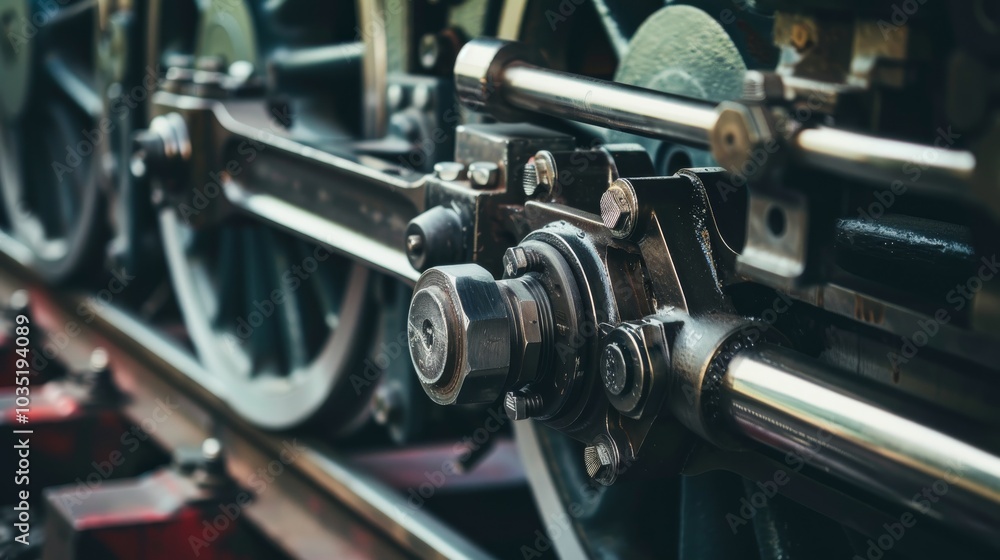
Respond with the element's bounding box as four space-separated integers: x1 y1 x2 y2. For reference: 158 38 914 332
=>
600 182 635 232
504 391 544 421
81 347 118 401
419 33 441 70
434 161 466 182
201 438 222 462
228 60 255 81
533 151 557 188
406 234 425 256
469 161 500 189
387 83 406 110
372 384 401 426
583 442 616 484
601 343 629 396
194 437 229 489
503 247 529 277
742 71 785 103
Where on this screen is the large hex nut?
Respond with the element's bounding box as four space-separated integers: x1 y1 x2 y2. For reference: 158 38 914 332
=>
408 265 512 405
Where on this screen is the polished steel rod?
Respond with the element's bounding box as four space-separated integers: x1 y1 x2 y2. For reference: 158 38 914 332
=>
455 39 976 192
501 63 717 147
723 344 1000 546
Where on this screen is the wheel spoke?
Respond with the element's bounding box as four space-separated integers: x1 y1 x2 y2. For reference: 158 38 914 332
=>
44 55 102 119
268 235 309 371
212 229 242 328
241 227 280 373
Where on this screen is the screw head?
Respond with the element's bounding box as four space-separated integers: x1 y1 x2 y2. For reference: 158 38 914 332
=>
600 180 637 236
434 161 466 182
503 247 529 277
405 234 425 256
583 442 617 485
469 161 500 189
504 391 543 421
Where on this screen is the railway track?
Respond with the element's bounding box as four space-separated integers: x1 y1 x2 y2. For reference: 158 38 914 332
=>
0 231 495 560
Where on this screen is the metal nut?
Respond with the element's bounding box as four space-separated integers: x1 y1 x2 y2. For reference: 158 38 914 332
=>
408 265 512 405
469 161 500 189
434 161 466 182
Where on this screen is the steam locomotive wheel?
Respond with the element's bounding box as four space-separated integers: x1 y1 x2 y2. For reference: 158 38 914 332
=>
152 0 381 430
0 0 108 282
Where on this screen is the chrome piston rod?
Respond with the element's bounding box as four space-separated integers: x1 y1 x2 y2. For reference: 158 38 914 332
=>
455 39 976 192
721 344 1000 545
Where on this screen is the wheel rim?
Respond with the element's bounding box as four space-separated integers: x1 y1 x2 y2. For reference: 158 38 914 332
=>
154 0 389 429
0 0 107 281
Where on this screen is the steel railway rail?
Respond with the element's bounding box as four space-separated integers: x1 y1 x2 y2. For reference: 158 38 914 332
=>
0 231 493 560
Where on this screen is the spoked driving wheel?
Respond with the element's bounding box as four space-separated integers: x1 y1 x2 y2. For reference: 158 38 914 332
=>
0 0 108 282
150 0 387 430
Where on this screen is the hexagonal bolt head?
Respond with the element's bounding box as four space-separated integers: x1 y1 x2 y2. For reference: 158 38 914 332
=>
503 247 529 277
600 182 636 233
469 161 500 189
583 442 617 485
504 391 543 421
434 161 467 182
710 101 779 181
523 151 557 197
408 265 512 405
